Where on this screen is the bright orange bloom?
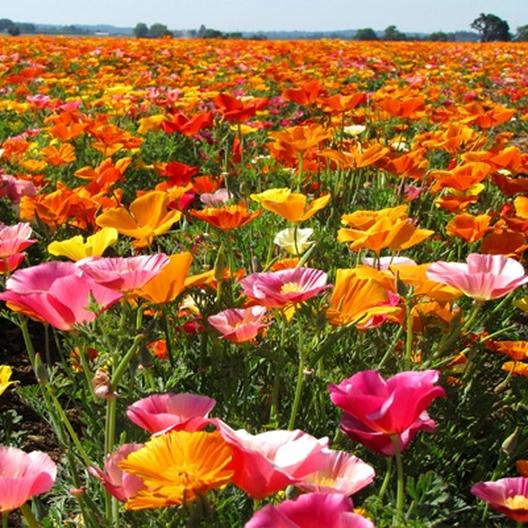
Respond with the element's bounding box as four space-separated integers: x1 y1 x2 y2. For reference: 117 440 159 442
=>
514 196 528 220
326 267 400 327
459 101 515 129
250 188 330 223
338 205 433 254
321 143 389 170
501 362 528 377
377 95 425 119
96 190 181 248
189 204 261 230
41 143 76 166
446 213 491 243
431 162 492 193
269 124 331 157
137 252 193 304
481 230 527 257
282 80 324 105
75 157 131 194
487 341 528 361
119 431 233 510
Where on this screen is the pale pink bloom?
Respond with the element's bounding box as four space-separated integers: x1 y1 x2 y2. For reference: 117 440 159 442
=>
471 477 528 523
89 443 145 502
0 223 35 273
0 261 122 330
200 188 230 206
361 256 416 271
127 393 216 434
240 268 330 309
0 173 36 204
427 253 528 301
77 254 169 293
297 449 375 496
245 492 375 528
0 446 57 513
215 420 329 498
208 306 267 343
329 370 445 456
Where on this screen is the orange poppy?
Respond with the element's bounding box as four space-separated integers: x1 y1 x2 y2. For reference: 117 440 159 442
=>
446 213 491 243
431 162 492 193
96 190 182 248
486 341 528 361
269 124 331 157
501 362 528 377
41 143 76 166
480 230 527 257
137 252 193 304
189 204 261 230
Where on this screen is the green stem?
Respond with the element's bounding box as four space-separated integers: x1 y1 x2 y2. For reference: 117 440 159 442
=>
46 388 92 467
288 319 305 430
79 347 96 401
162 307 176 367
269 315 287 424
404 298 414 365
377 326 403 369
461 301 482 334
391 436 405 526
19 317 36 370
111 334 143 389
378 457 393 500
20 503 40 528
2 512 8 528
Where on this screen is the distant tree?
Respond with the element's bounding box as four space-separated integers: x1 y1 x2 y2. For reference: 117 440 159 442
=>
428 31 448 41
355 28 378 40
471 13 511 42
148 23 172 38
383 25 407 41
7 26 20 36
133 22 148 38
516 25 528 41
18 22 36 34
197 24 207 38
0 18 14 32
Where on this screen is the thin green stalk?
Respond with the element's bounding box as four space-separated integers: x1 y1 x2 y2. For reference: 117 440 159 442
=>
44 324 51 365
377 326 403 369
162 307 176 367
19 317 36 369
79 347 96 401
2 512 8 528
111 334 144 389
269 315 287 424
46 388 92 467
391 436 405 527
403 298 414 365
288 319 305 430
20 503 40 528
378 457 393 500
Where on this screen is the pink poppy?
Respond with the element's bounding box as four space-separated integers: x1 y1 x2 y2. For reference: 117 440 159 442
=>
297 449 375 496
245 492 375 528
127 393 216 434
208 306 267 343
215 420 329 498
77 254 169 293
89 443 145 502
240 268 330 309
0 445 57 513
471 477 528 523
361 256 416 271
0 223 36 273
328 370 445 456
0 261 122 331
426 253 528 301
0 173 36 204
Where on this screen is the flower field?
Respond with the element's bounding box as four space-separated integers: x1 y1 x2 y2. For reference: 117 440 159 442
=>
0 35 528 527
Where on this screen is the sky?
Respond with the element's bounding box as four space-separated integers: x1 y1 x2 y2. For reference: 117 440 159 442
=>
2 0 528 33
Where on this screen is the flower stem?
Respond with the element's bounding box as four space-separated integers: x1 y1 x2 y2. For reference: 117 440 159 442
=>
19 316 36 370
391 436 405 526
404 298 414 365
20 503 40 528
378 456 393 500
288 318 305 430
2 512 8 528
269 315 287 424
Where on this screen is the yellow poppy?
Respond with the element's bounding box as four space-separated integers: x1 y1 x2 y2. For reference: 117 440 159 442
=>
47 227 119 261
0 365 15 396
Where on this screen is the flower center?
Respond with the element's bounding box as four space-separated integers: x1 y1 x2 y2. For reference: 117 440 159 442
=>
281 281 302 294
504 495 528 510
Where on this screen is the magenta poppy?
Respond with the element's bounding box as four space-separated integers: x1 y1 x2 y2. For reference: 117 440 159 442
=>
240 267 330 309
471 477 528 523
328 370 445 456
245 492 375 528
0 261 122 331
127 393 216 434
77 254 169 293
